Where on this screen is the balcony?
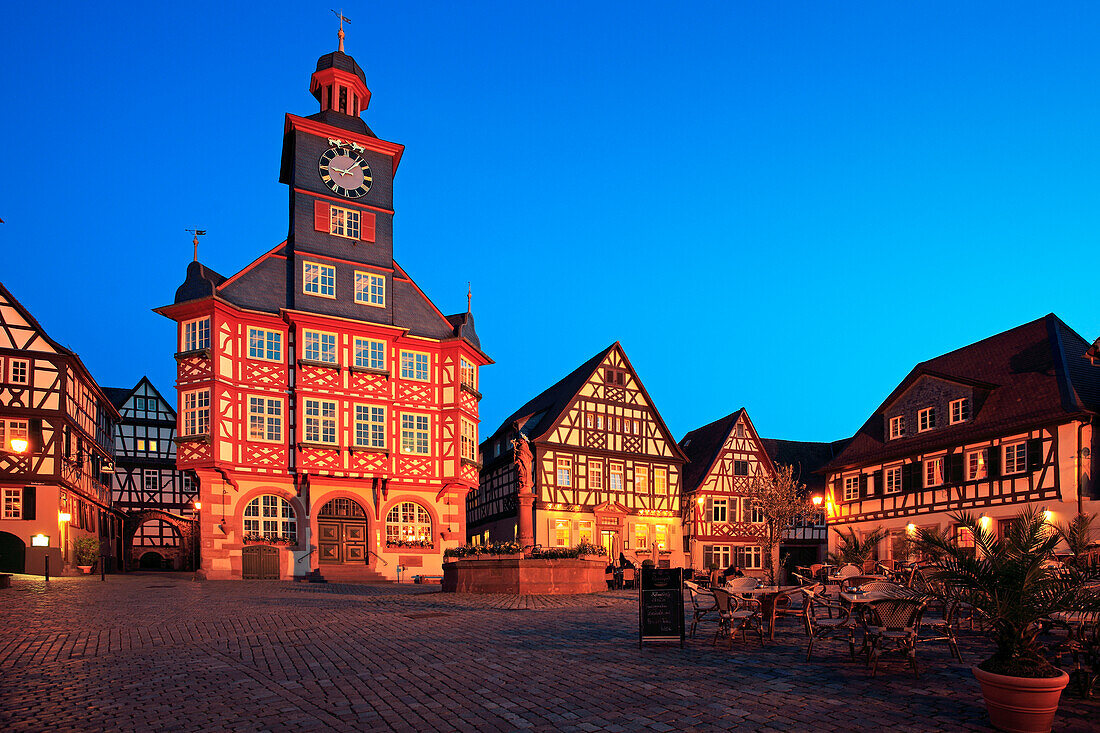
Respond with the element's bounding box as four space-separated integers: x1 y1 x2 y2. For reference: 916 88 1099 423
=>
60 458 112 506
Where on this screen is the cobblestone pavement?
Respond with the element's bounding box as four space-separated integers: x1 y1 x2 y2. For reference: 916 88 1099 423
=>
0 574 1095 732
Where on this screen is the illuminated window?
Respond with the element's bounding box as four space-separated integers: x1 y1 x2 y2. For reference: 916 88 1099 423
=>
925 456 945 487
889 416 905 439
1004 442 1027 474
885 465 902 494
955 525 976 557
919 407 936 432
353 338 386 370
554 519 571 547
461 419 477 462
654 467 667 494
354 271 385 306
3 488 21 519
386 502 432 545
302 330 337 363
182 318 210 352
556 457 572 487
655 524 668 551
634 465 649 493
400 413 430 455
182 390 209 436
303 262 336 298
967 449 988 481
578 520 594 544
304 399 337 444
354 405 386 449
248 396 282 442
148 439 158 452
243 495 296 541
330 205 361 240
589 460 603 490
248 328 281 361
634 524 649 550
609 463 624 492
950 398 970 424
400 351 429 381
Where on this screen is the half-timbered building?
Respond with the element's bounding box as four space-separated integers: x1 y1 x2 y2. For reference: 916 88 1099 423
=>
105 378 198 570
469 343 687 567
823 314 1100 564
154 36 491 581
0 283 123 575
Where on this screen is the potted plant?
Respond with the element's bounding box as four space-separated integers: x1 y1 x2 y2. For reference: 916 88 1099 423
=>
827 526 887 567
914 507 1099 732
74 537 99 573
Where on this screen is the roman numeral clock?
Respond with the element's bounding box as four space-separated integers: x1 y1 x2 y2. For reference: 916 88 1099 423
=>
319 145 372 199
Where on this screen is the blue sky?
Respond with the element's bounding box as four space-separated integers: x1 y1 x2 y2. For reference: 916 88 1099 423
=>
2 2 1098 443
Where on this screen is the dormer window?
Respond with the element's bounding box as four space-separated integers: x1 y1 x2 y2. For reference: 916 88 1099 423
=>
918 407 936 432
889 416 905 439
950 398 970 424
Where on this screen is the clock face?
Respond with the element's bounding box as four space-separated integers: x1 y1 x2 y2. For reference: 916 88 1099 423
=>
319 146 372 198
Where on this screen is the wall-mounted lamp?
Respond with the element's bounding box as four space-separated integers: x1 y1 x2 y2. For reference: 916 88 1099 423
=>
906 523 917 536
1043 510 1054 523
193 501 202 511
58 512 72 523
9 438 28 454
695 496 706 507
979 515 991 529
811 495 824 506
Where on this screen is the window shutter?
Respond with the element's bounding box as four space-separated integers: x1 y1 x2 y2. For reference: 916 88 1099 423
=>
314 200 329 232
859 473 868 496
22 486 35 520
987 448 1001 478
360 212 376 242
704 497 712 518
901 463 913 492
947 453 964 484
1026 438 1043 471
872 470 883 496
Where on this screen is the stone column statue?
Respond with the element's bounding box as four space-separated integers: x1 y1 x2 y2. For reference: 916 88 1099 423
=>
512 427 535 552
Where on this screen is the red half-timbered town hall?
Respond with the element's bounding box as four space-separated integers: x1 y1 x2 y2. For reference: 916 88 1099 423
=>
155 36 491 581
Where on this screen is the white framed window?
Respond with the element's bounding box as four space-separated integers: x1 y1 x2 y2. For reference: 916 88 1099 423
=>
950 398 970 424
844 475 860 501
635 465 649 493
749 501 765 524
181 473 195 496
1004 442 1027 474
386 502 432 545
925 456 945 487
400 413 430 455
400 351 430 381
354 404 386 449
9 359 28 385
330 205 361 240
461 419 477 462
609 463 624 492
303 399 337 444
143 470 159 495
243 495 296 540
885 465 902 494
711 498 728 523
554 518 571 547
556 457 572 487
182 389 210 436
704 545 731 569
353 338 386 371
654 467 668 494
182 318 210 352
354 271 385 307
248 396 283 442
589 459 603 490
3 488 22 519
967 449 988 481
303 261 336 298
578 520 594 544
918 407 936 432
134 397 146 410
889 415 905 439
248 328 281 361
740 546 763 569
460 358 476 390
302 330 337 363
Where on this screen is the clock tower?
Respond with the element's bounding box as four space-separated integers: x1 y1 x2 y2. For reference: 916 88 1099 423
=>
157 32 491 582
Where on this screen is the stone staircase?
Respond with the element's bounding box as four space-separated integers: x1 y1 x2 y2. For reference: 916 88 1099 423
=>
296 565 392 584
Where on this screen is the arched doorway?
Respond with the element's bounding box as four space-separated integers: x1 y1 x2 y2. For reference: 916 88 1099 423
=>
317 497 368 565
139 551 164 569
0 532 25 573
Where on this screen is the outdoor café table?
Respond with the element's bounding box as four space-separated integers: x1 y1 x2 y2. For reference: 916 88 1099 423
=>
839 587 918 655
742 585 802 641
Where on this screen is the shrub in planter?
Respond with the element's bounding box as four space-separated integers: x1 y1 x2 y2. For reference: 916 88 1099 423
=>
915 507 1100 732
641 559 655 569
74 537 99 569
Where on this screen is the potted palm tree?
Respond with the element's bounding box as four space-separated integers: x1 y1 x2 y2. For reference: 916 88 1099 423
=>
914 507 1099 732
827 526 887 567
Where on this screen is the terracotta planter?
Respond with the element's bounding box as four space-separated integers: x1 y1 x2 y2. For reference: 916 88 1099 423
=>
77 565 93 574
972 666 1069 733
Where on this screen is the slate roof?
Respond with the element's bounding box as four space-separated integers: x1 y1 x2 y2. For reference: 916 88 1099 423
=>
761 437 850 494
825 314 1100 472
316 51 367 86
173 261 227 305
678 409 745 492
102 387 134 411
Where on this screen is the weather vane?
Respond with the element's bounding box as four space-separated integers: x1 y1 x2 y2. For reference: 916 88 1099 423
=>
467 282 472 313
185 229 207 262
331 9 351 52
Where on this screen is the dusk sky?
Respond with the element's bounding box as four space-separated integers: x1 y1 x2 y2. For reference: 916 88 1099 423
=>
2 2 1098 443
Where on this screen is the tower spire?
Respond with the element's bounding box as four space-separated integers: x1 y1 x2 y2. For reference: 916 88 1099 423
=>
331 9 351 53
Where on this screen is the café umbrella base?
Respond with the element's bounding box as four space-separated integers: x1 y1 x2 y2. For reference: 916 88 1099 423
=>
638 567 685 648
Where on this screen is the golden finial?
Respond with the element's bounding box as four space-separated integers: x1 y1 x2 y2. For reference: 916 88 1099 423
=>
331 9 351 53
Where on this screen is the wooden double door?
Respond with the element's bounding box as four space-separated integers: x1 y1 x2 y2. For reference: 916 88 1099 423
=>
318 498 369 565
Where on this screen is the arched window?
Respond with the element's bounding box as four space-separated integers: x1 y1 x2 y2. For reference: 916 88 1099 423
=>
385 502 432 546
243 495 296 541
134 519 181 547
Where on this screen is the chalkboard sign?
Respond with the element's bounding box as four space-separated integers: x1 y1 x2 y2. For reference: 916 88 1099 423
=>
638 566 685 647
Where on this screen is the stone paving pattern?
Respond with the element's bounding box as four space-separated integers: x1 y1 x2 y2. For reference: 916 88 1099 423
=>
0 574 1095 732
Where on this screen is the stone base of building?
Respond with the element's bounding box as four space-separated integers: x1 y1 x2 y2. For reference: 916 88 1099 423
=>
441 557 608 594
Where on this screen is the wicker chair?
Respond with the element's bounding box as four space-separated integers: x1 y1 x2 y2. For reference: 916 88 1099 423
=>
713 587 764 648
840 575 887 592
918 597 963 661
863 598 927 677
835 564 862 581
726 576 759 594
684 580 718 638
800 586 857 661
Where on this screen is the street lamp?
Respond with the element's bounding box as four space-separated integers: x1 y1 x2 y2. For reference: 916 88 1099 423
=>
811 495 823 506
9 437 28 454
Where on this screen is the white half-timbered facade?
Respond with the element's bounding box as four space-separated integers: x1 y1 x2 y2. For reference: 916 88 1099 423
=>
824 315 1100 564
470 343 687 567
